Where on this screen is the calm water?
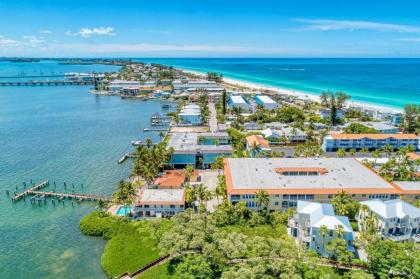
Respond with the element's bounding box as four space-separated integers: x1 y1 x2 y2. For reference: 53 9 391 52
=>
0 61 170 278
140 58 420 109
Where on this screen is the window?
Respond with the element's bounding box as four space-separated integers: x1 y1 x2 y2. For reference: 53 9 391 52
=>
274 201 279 206
328 194 333 199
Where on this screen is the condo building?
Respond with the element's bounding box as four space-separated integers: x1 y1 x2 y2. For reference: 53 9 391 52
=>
224 157 407 210
135 188 185 218
254 95 278 110
322 134 419 152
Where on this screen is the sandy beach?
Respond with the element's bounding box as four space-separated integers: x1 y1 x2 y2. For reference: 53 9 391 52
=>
181 68 403 114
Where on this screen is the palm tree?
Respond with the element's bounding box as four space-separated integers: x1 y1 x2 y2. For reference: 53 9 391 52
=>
334 224 345 239
249 141 262 157
96 199 109 216
360 147 369 154
320 91 350 126
349 149 356 157
336 148 346 158
403 104 420 133
158 132 165 141
256 190 270 213
372 149 382 164
112 180 136 217
184 165 195 182
381 144 393 157
215 174 227 202
319 225 329 253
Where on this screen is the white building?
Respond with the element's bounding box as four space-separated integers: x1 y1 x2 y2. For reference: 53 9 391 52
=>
288 201 355 257
172 79 224 92
361 122 399 134
322 134 419 152
358 199 420 242
179 104 201 126
109 80 140 93
135 188 185 218
254 95 278 110
228 95 251 111
320 109 345 120
262 125 306 143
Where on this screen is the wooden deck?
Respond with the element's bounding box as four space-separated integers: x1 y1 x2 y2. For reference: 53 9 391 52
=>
12 180 49 202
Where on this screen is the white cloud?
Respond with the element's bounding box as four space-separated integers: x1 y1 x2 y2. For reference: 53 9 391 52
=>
296 19 420 33
66 27 115 37
0 35 18 47
23 36 44 45
39 30 52 34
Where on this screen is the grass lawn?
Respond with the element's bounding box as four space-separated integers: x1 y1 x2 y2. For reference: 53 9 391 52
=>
138 262 170 279
80 211 172 278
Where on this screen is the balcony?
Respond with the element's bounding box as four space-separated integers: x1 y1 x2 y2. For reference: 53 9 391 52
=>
386 234 412 242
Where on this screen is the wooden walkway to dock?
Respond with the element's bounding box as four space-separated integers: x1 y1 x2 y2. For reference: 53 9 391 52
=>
12 180 49 202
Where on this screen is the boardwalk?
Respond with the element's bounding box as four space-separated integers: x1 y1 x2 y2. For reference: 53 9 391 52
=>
12 180 49 202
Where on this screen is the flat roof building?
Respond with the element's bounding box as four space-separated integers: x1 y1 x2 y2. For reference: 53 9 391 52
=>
361 122 399 134
224 157 405 210
135 188 185 218
228 95 251 111
254 95 278 110
322 134 419 152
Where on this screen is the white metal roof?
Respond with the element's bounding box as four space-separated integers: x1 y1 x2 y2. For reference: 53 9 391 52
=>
361 199 420 219
255 95 277 104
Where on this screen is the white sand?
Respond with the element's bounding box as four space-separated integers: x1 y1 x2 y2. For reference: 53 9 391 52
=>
181 68 403 114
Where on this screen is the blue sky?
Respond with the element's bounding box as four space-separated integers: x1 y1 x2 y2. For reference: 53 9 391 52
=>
1 0 420 57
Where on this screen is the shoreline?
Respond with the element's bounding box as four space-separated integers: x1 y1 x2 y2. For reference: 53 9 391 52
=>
179 68 403 114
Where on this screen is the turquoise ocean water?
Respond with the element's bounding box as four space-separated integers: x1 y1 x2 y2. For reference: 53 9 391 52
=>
0 61 171 278
140 58 420 109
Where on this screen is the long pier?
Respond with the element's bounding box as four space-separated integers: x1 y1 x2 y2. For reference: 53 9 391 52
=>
12 180 49 202
26 190 111 202
0 80 93 86
118 152 135 164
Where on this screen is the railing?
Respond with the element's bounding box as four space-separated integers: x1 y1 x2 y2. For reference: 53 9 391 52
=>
386 234 412 242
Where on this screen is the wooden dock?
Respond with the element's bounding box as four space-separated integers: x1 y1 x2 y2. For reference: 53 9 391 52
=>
12 180 49 202
143 127 169 132
118 152 135 164
26 190 111 202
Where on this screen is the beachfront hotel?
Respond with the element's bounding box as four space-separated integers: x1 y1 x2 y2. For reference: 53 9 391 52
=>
254 95 278 110
289 201 355 257
135 188 185 218
357 199 420 242
224 157 408 210
322 134 419 152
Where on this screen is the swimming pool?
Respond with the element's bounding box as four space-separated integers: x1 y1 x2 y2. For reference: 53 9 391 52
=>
116 206 133 216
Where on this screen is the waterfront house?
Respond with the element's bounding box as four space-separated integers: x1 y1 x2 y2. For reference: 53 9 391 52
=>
224 158 403 210
228 95 251 111
289 201 355 257
246 135 271 157
262 125 306 143
254 95 278 110
168 132 233 168
243 122 262 131
135 188 185 218
109 80 140 93
322 134 419 152
173 79 224 92
357 199 420 242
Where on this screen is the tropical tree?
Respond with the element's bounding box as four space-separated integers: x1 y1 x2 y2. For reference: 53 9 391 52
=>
158 131 165 141
360 147 369 154
403 104 420 133
211 156 225 171
349 149 356 157
320 91 350 126
334 224 345 239
96 199 109 216
215 174 227 202
336 148 347 158
184 164 195 182
256 190 270 213
222 90 227 114
372 149 382 164
331 190 360 220
249 141 262 157
381 144 393 157
112 180 136 217
319 225 329 253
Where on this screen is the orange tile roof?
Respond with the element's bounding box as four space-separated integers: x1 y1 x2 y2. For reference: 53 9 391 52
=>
330 133 418 140
154 170 199 189
246 135 270 148
407 152 420 160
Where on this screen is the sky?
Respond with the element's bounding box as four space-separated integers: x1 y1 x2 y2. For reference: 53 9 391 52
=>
1 0 420 57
